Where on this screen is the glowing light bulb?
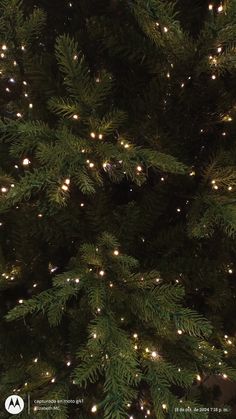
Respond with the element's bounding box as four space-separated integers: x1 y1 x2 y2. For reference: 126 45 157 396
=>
124 144 130 148
218 5 223 12
228 186 232 191
22 158 30 166
98 134 103 139
29 103 33 108
67 361 71 366
2 44 7 50
21 45 25 51
163 27 168 32
99 270 105 276
61 184 69 191
1 53 5 58
113 250 119 256
51 378 55 383
73 55 78 60
133 333 138 339
80 202 84 207
177 208 181 212
213 185 218 190
217 47 222 53
228 269 233 274
209 4 213 10
211 75 216 80
64 178 70 185
162 404 167 410
90 132 96 138
228 340 232 345
75 278 80 283
177 329 183 335
16 113 22 118
151 351 158 358
33 283 38 288
19 299 23 304
136 165 142 172
1 187 7 193
73 114 79 120
223 373 228 379
167 72 170 78
34 358 38 363
89 162 94 168
91 405 97 413
196 374 201 381
222 132 226 136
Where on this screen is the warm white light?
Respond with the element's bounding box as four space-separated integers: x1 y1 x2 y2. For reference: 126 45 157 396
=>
73 114 79 119
65 178 70 185
217 47 222 53
113 250 119 256
91 405 97 413
80 203 84 207
90 132 96 138
133 333 138 339
213 185 218 190
99 270 105 276
98 134 103 139
38 214 43 218
75 278 80 283
208 4 213 10
151 351 158 358
33 283 38 287
162 404 167 409
228 186 232 191
228 269 233 274
51 378 55 383
177 329 183 335
2 44 7 50
61 184 69 191
34 358 38 363
66 361 71 366
163 27 168 32
218 5 223 12
211 75 216 80
29 103 33 108
136 165 142 172
223 373 228 379
228 340 232 345
1 187 7 193
89 162 94 168
19 299 23 304
196 374 201 381
16 113 22 118
177 208 181 212
22 158 30 166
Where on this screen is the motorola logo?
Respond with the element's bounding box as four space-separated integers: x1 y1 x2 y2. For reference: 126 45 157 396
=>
5 395 24 415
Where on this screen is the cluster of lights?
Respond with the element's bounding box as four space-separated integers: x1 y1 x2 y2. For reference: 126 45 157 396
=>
90 132 103 140
61 178 70 191
86 159 95 168
208 4 224 12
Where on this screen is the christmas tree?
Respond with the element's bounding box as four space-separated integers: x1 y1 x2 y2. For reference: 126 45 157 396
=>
1 0 236 418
